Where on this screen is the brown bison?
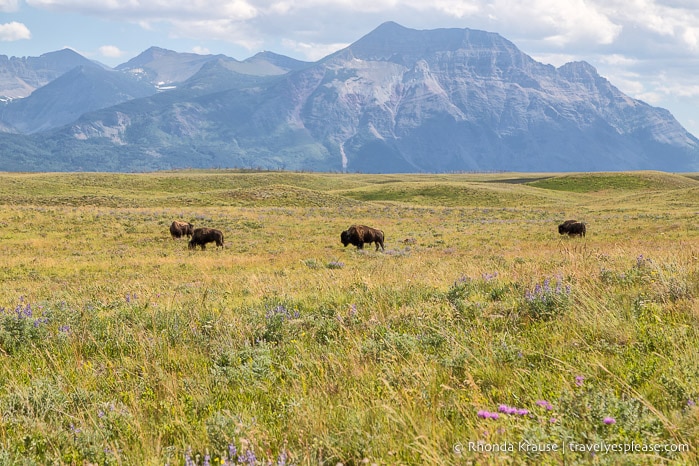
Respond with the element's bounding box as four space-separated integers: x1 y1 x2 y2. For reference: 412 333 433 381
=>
341 224 385 251
170 220 194 239
188 227 224 250
558 220 586 237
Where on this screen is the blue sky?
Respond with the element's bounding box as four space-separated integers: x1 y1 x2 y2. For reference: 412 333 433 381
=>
2 0 699 136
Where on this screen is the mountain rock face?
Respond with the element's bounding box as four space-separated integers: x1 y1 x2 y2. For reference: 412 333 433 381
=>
116 47 310 89
0 64 157 133
0 22 697 172
0 49 99 100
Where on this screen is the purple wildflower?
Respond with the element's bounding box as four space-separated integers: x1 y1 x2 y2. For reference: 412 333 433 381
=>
516 408 529 416
477 410 499 420
536 400 553 410
238 449 257 465
277 449 288 466
184 449 195 466
575 375 585 387
603 417 616 425
327 260 345 269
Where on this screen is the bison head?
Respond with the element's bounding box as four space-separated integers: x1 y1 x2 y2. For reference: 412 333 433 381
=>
340 230 350 247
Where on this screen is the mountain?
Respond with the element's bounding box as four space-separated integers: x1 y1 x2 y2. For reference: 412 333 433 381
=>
116 47 309 89
116 46 225 88
0 46 310 135
0 22 698 172
0 64 157 133
0 49 100 100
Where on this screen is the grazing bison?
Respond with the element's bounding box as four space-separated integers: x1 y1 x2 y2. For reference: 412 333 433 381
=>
170 221 194 239
188 227 224 250
341 224 385 251
558 220 586 237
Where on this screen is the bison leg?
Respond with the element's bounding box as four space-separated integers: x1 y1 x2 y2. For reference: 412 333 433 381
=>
357 242 364 249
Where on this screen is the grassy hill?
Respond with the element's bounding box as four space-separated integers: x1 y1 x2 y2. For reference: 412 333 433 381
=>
0 170 698 465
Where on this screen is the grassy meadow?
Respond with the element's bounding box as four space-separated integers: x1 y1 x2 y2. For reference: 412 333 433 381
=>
0 170 698 465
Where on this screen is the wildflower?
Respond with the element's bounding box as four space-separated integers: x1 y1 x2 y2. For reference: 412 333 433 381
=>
238 449 256 465
549 418 557 423
266 305 291 320
477 410 499 420
277 449 288 466
327 260 344 269
516 408 529 416
536 400 553 410
603 417 616 425
454 275 470 286
575 375 585 387
185 449 195 466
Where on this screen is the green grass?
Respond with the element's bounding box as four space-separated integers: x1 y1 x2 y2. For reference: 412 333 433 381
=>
0 170 698 465
527 171 699 193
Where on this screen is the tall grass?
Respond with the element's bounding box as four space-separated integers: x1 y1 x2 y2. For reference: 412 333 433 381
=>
0 170 697 464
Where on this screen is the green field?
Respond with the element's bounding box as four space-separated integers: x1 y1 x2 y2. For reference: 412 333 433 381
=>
0 170 698 465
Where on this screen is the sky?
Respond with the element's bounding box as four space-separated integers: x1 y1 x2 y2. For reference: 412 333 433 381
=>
1 0 699 136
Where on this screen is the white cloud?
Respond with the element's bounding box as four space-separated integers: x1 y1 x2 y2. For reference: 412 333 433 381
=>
26 0 259 21
170 19 262 50
192 46 211 54
0 21 31 41
98 45 125 58
491 0 621 47
281 38 349 61
599 54 638 67
682 27 699 49
0 0 18 12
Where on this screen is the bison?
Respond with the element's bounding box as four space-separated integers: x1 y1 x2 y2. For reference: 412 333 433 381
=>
188 227 224 250
340 224 385 251
558 220 586 237
170 220 194 239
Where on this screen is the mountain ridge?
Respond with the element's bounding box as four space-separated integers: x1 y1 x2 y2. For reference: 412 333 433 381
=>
0 22 697 173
